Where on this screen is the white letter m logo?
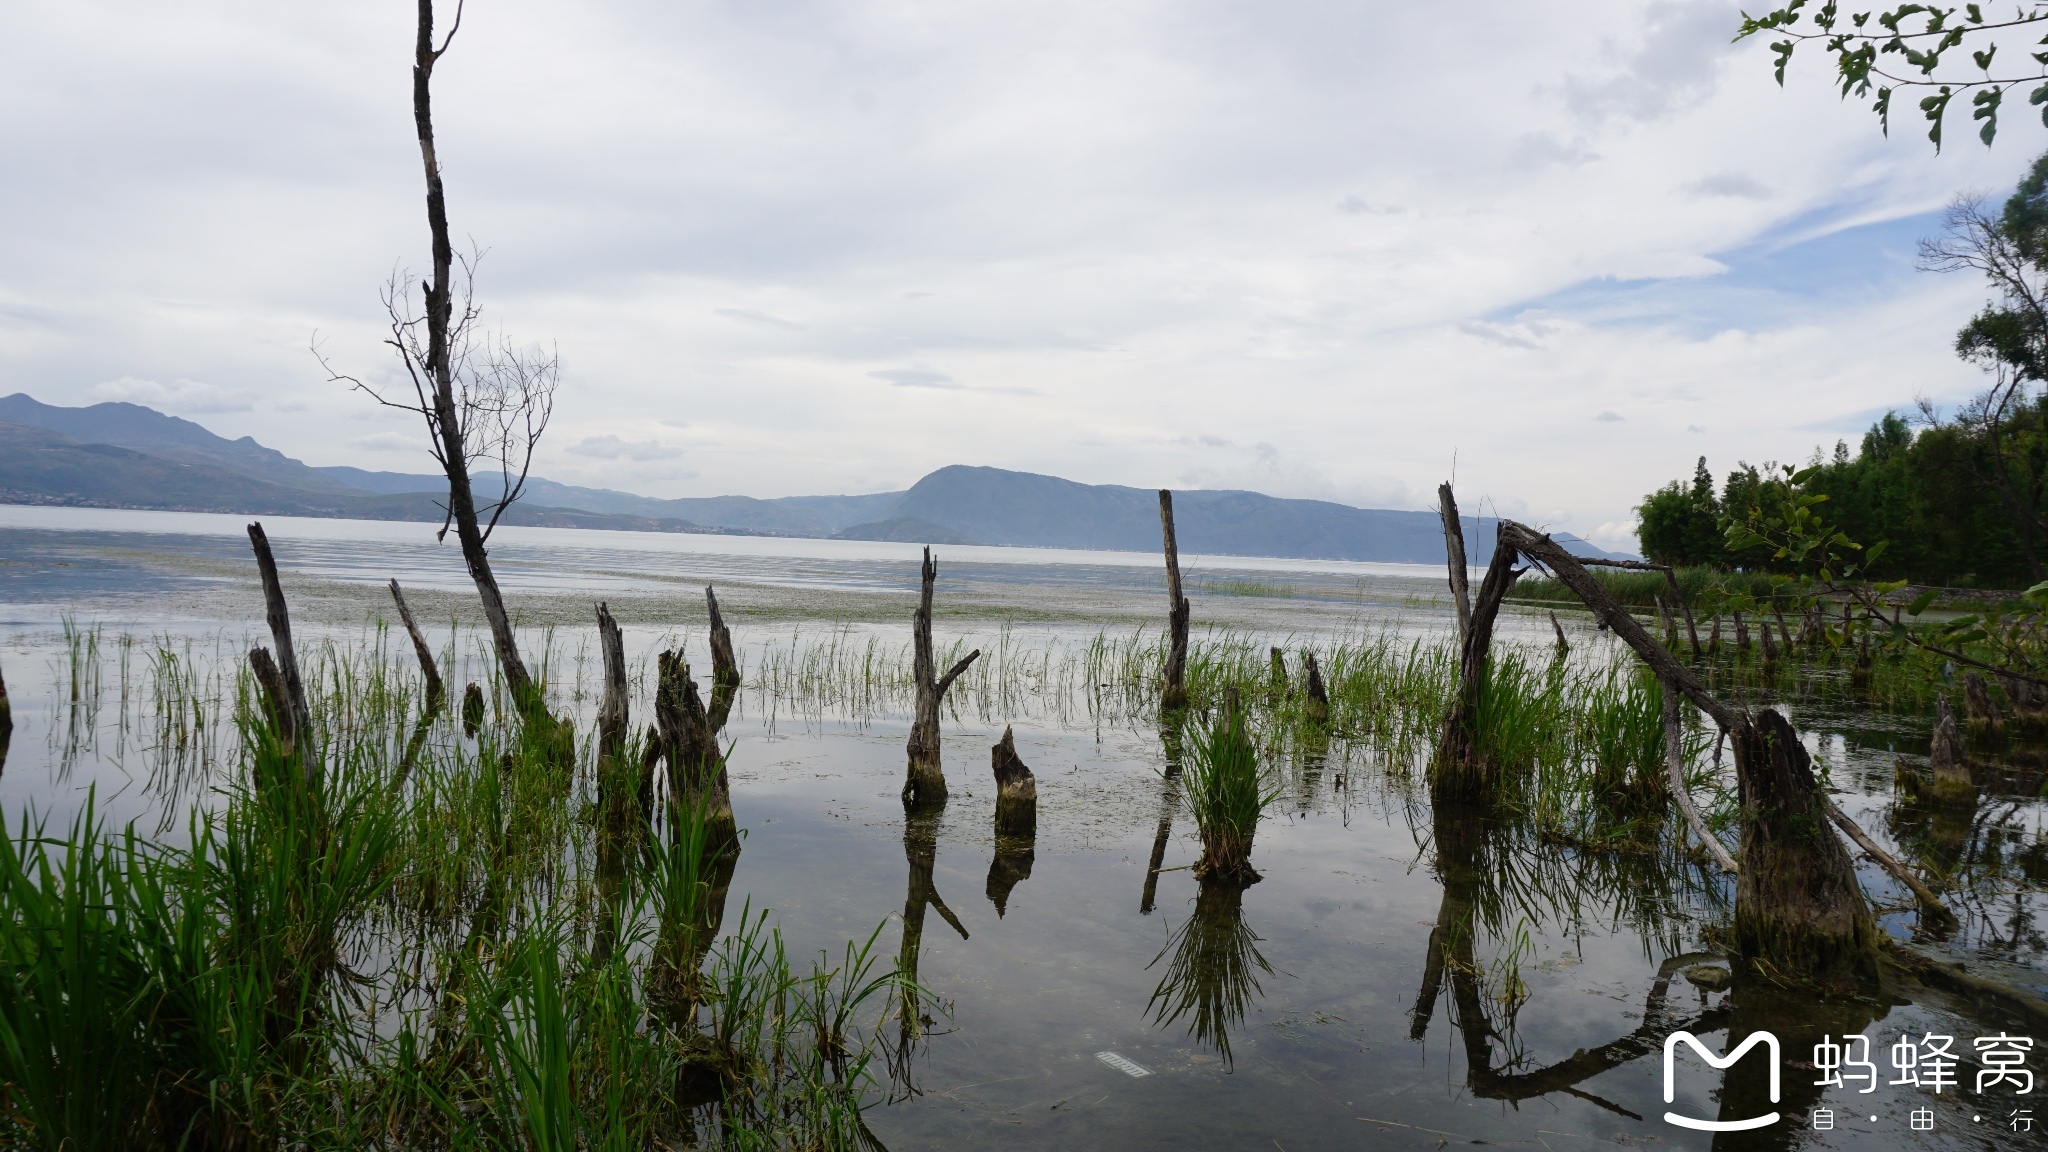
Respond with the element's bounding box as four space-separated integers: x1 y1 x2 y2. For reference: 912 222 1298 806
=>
1663 1031 1781 1132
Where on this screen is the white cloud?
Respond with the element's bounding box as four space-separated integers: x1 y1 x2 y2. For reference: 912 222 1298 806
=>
567 434 684 461
91 375 254 413
0 0 2025 539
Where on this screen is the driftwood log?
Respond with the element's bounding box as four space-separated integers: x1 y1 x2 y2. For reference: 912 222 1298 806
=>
905 548 981 808
1494 521 1887 989
1159 490 1191 712
705 586 739 730
991 726 1037 836
388 579 444 707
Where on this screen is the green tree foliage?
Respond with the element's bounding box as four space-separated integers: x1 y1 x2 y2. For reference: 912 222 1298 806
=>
1635 415 2034 587
1636 457 1728 567
1736 2 2048 149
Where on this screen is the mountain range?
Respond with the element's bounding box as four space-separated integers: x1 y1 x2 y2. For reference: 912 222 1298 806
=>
0 393 1630 563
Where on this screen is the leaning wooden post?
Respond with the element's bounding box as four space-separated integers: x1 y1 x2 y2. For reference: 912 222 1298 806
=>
248 522 315 779
388 579 445 707
905 547 981 808
991 726 1037 836
1661 678 1736 874
705 586 740 731
1495 521 1882 989
1438 483 1473 647
1159 490 1191 712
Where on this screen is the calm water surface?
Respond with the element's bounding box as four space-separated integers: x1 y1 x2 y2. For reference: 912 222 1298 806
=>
1 507 2044 1150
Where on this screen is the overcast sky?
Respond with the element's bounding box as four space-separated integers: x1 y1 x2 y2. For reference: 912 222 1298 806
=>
2 1 2036 548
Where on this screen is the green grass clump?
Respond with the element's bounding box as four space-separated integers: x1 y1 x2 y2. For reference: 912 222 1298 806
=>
1181 704 1278 885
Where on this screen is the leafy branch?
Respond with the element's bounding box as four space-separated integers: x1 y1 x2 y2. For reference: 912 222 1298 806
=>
1736 2 2048 148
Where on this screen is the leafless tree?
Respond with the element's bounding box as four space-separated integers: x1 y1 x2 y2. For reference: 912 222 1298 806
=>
314 0 556 709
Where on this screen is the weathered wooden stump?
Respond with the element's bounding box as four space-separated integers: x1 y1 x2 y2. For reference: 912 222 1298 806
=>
1302 650 1330 724
991 725 1037 836
461 682 485 738
1926 694 1973 803
1964 671 2004 735
654 649 736 847
705 585 740 730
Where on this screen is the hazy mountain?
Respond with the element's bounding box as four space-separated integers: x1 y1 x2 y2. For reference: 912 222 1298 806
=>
0 395 1631 562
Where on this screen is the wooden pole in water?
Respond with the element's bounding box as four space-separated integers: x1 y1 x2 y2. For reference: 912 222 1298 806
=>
1438 483 1472 647
905 547 980 808
1302 651 1330 723
1159 491 1190 712
388 579 444 707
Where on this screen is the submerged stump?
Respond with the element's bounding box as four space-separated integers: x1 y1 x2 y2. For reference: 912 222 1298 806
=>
1926 694 1973 804
1964 671 2004 735
461 682 485 739
991 726 1037 836
1301 651 1329 725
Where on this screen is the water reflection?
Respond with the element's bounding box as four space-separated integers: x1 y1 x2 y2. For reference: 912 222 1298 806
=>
985 834 1033 917
891 806 967 1098
1145 880 1272 1069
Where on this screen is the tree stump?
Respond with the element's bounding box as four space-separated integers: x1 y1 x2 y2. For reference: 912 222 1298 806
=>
1302 650 1330 724
1926 694 1972 803
1436 528 1523 801
654 649 736 847
1964 671 2004 735
1268 647 1288 700
1731 710 1881 990
1160 490 1191 712
249 647 296 748
1549 610 1571 656
1733 610 1751 656
705 585 740 731
1708 614 1722 655
991 726 1037 836
905 547 980 808
0 655 10 738
461 682 485 738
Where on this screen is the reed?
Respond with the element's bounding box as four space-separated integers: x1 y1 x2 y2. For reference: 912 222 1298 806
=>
1180 701 1278 884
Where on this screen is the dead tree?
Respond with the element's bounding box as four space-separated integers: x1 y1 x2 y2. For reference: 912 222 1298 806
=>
1159 490 1191 711
991 726 1037 836
653 650 734 845
317 0 557 717
1927 695 1972 802
904 548 981 808
388 579 444 708
595 604 632 818
1436 502 1524 800
705 586 740 730
1299 652 1330 725
1438 482 1473 647
248 523 315 780
1495 522 1882 989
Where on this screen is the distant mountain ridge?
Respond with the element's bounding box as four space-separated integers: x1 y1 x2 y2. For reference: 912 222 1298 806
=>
0 393 1630 562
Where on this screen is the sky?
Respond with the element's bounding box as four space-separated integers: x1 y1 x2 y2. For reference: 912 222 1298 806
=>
0 1 2038 550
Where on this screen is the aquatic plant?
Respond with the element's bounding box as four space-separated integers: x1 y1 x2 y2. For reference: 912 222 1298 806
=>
1180 699 1277 885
